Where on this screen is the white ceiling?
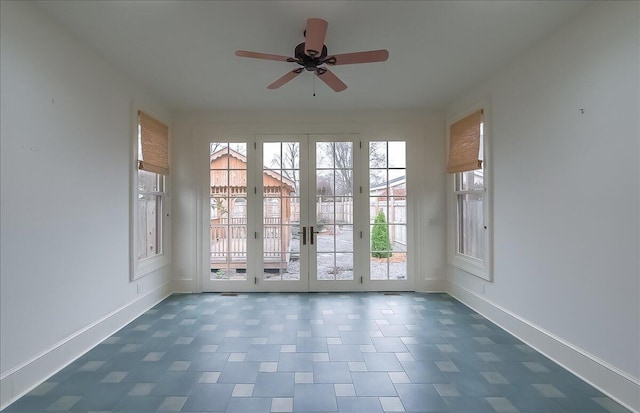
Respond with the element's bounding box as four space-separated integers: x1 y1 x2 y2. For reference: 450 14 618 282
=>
35 0 591 112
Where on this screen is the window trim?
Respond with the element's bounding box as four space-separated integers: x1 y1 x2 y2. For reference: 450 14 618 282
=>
130 106 170 281
446 102 492 281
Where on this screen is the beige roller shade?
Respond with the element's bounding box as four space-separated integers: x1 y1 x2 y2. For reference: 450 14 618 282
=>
447 109 483 173
138 111 169 175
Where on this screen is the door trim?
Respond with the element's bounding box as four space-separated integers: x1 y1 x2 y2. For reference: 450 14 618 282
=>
198 134 414 293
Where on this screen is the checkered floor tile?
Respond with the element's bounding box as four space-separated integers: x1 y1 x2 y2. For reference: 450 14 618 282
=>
4 293 630 412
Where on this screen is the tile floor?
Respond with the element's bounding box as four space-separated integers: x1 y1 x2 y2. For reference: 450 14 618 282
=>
4 293 631 413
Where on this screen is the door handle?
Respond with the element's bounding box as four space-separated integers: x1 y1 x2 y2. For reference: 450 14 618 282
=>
298 226 306 245
310 226 321 245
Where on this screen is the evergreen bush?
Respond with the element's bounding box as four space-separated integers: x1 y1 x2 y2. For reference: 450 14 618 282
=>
371 210 392 258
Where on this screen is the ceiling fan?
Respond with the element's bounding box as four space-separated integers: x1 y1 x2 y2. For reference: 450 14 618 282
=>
235 18 389 92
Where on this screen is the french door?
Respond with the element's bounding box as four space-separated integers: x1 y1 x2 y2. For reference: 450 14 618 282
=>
201 134 409 292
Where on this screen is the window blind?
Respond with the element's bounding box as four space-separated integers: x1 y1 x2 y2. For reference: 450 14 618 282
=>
447 109 483 173
138 111 169 175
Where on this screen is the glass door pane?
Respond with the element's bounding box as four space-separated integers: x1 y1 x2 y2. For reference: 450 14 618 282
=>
310 137 358 290
209 142 248 281
369 141 408 282
262 140 302 283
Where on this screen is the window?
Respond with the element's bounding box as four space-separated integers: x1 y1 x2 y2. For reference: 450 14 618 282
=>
132 110 169 279
454 162 484 260
137 170 164 260
369 141 407 281
448 109 490 279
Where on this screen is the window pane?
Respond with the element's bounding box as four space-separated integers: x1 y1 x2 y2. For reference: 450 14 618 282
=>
210 143 229 169
138 169 160 192
264 142 281 169
316 169 334 197
473 170 484 188
137 194 161 260
370 257 388 280
317 253 335 280
285 197 301 222
228 170 247 189
336 253 354 280
280 170 299 196
370 170 386 190
316 142 334 168
231 198 246 218
231 143 247 162
371 221 393 257
211 264 247 281
456 170 483 191
335 197 353 225
388 225 407 252
370 202 388 225
389 198 406 225
282 142 300 169
317 197 333 224
457 193 485 260
263 198 281 222
336 225 353 253
369 141 387 168
211 170 229 191
388 142 406 168
389 258 407 280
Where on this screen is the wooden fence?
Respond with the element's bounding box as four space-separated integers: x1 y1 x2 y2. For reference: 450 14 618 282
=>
211 217 286 264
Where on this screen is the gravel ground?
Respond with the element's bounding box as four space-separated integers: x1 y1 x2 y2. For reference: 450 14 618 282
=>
215 228 407 281
281 230 407 281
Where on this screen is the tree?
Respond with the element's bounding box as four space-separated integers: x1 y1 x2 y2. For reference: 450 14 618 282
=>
316 141 386 196
371 210 392 258
271 142 300 196
368 141 387 187
332 142 353 196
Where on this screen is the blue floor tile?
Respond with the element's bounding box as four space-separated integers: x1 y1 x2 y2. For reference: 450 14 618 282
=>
395 383 448 412
293 383 337 412
252 372 295 397
313 362 352 383
3 293 631 413
336 396 383 412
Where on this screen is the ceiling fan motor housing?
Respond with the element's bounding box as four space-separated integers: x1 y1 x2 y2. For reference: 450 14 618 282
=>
294 42 328 71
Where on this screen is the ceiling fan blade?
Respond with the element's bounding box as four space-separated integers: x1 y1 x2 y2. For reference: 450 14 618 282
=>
316 68 347 92
324 49 389 66
235 50 293 62
305 18 328 57
267 69 303 89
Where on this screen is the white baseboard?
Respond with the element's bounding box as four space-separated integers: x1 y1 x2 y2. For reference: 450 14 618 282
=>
419 278 448 292
447 281 640 413
0 282 172 411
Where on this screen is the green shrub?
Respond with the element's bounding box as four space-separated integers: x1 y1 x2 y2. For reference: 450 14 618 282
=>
371 210 392 258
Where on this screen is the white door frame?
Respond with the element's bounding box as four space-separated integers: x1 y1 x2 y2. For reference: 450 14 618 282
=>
197 132 414 293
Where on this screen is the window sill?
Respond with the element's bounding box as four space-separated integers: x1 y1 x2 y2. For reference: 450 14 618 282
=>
132 254 170 281
449 253 491 281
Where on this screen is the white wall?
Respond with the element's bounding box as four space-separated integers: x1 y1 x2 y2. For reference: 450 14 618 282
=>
0 1 172 407
446 1 639 410
171 110 446 294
